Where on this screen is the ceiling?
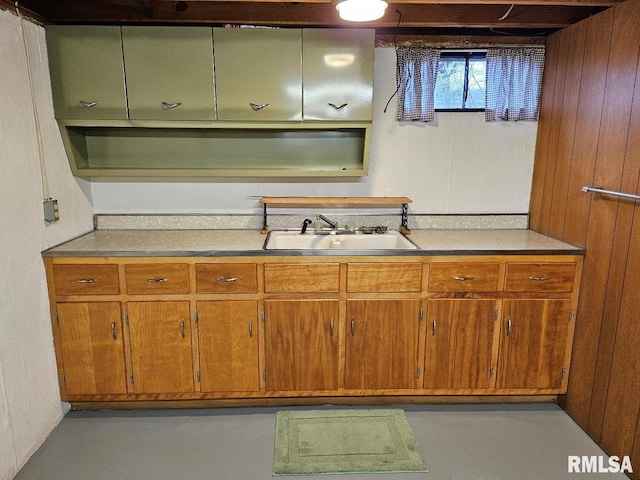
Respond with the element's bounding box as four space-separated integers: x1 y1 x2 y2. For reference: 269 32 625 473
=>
4 0 621 42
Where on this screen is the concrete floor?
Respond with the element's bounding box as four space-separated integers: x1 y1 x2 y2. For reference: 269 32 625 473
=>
14 403 629 480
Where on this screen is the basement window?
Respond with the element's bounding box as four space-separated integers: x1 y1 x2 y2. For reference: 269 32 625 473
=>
434 51 486 111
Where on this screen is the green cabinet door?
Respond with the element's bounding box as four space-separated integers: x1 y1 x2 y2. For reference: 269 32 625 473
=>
213 28 302 121
122 27 216 121
46 26 127 120
302 29 374 121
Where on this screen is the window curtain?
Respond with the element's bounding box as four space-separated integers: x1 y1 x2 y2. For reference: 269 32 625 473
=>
485 47 545 122
396 47 440 122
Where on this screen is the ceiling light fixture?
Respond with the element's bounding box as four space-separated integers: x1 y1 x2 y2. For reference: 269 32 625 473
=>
336 0 388 22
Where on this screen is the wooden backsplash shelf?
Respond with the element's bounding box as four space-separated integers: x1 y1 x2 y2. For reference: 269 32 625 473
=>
259 196 413 233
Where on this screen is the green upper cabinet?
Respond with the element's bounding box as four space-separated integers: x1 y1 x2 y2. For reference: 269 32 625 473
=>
213 28 303 121
46 26 127 120
122 27 216 121
302 29 374 121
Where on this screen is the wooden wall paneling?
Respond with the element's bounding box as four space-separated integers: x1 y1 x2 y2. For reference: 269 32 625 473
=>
562 9 615 247
633 416 640 480
585 0 640 443
546 22 587 239
599 173 640 463
539 28 572 235
529 32 561 231
598 41 640 458
561 9 616 430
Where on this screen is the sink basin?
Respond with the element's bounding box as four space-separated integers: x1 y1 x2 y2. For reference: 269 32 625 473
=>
264 230 418 250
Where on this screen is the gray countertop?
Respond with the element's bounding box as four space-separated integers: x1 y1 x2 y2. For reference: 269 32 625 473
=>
42 229 584 257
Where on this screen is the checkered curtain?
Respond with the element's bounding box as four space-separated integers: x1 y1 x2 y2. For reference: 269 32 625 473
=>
485 47 545 122
396 47 440 122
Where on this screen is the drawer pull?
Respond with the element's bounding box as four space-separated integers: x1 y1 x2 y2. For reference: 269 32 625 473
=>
146 278 168 283
180 319 185 339
216 277 238 283
111 321 116 340
74 278 97 284
79 100 100 108
249 319 253 338
453 276 475 281
328 102 348 110
161 102 182 109
432 318 437 336
529 276 552 281
351 317 355 336
249 102 270 111
506 317 512 336
330 318 334 337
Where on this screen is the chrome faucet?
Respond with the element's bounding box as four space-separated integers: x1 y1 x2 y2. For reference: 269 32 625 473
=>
317 214 338 231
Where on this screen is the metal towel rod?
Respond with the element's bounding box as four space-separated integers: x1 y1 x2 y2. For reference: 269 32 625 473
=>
582 186 640 201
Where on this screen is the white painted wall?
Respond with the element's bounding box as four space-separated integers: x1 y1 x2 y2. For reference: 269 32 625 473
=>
0 10 94 480
91 47 538 214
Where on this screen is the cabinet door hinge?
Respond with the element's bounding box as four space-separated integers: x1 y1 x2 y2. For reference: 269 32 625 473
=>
419 307 424 320
569 308 573 321
261 310 265 322
197 371 201 382
62 373 66 386
494 308 498 321
262 369 267 381
130 373 134 384
416 367 421 379
489 366 494 378
562 366 566 378
194 310 199 323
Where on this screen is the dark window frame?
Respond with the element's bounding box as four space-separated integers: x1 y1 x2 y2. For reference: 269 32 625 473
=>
435 51 486 112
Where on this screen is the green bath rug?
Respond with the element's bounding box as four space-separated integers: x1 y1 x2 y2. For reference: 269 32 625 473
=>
273 409 428 475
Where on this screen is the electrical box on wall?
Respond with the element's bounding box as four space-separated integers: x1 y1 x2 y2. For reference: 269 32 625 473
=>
43 198 59 222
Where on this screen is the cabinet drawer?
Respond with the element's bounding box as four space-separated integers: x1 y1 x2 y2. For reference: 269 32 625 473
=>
347 263 422 292
504 263 576 293
195 264 258 293
264 264 339 293
125 264 190 295
428 262 500 293
53 264 120 296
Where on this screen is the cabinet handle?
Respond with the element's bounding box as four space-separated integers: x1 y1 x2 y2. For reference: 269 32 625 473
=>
111 321 116 340
328 102 348 110
432 318 437 336
161 102 182 109
529 276 551 281
216 276 237 283
180 319 185 339
351 317 355 336
249 102 270 111
74 278 96 284
249 319 253 338
453 276 475 281
146 278 168 283
506 317 512 336
79 100 100 108
330 318 334 337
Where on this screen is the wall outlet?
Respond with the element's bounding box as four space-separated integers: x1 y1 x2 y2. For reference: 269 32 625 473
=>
43 198 59 222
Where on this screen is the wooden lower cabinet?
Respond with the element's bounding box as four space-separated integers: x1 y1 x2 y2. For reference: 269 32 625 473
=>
196 301 260 392
56 302 127 395
264 299 339 391
127 301 194 393
45 255 582 405
424 299 496 390
496 299 572 390
345 299 421 390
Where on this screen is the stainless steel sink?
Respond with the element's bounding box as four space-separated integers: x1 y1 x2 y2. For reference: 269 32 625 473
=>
264 230 418 250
